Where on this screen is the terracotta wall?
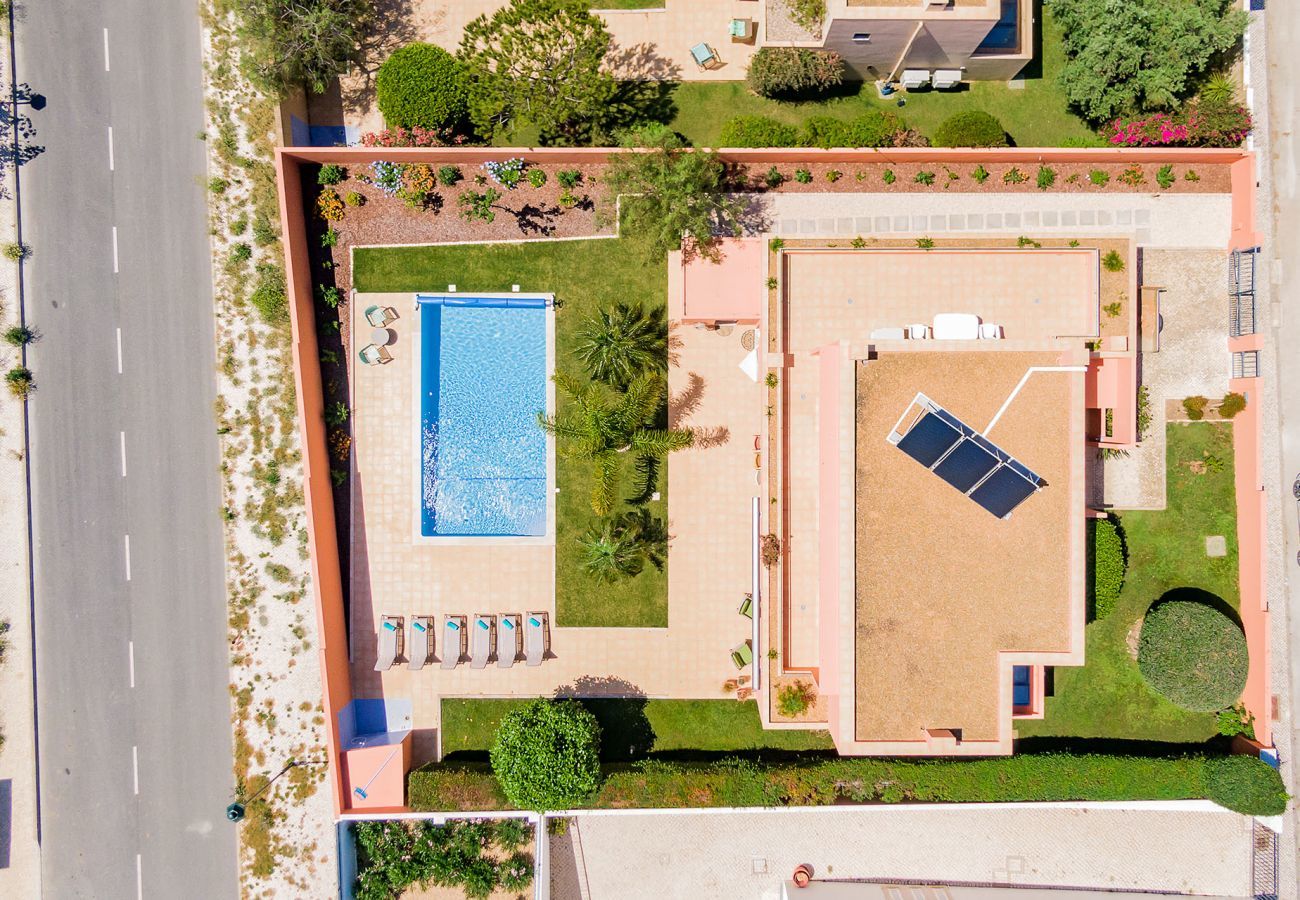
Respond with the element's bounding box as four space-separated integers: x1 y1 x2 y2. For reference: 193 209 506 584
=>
275 151 355 815
815 344 844 746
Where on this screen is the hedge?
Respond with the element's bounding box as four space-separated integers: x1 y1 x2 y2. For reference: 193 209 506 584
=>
1089 516 1126 620
375 43 467 130
1203 755 1288 816
1138 597 1248 712
934 110 1009 147
719 115 799 148
746 47 844 99
411 752 1216 812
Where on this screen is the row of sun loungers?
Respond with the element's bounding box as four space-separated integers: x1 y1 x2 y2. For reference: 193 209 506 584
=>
374 613 549 671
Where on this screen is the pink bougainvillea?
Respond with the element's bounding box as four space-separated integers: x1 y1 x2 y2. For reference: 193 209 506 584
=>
1102 102 1252 148
359 126 468 148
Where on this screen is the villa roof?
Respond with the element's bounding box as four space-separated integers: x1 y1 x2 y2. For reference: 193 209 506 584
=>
852 349 1084 743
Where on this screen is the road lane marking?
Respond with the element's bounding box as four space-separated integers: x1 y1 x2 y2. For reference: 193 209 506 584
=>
116 328 123 374
108 126 114 171
112 226 119 273
128 640 135 688
136 853 142 900
132 745 139 794
120 431 126 477
103 28 110 71
123 534 131 581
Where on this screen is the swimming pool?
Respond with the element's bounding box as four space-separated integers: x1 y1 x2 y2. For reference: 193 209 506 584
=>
417 294 552 539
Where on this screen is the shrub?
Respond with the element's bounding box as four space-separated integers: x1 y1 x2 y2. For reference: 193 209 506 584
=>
1185 169 1201 182
250 264 289 328
252 216 279 246
1138 596 1248 712
1088 169 1110 186
825 169 841 183
229 242 253 264
916 237 935 249
317 163 346 186
320 228 339 248
972 165 990 184
801 115 849 149
1156 164 1175 189
1119 165 1145 186
207 176 229 194
484 157 527 189
527 168 547 188
1216 704 1255 739
1003 167 1026 184
317 284 341 308
437 165 462 187
934 110 1008 147
777 681 816 717
718 115 799 148
760 533 782 567
1102 249 1125 272
316 189 344 221
1017 235 1042 249
1036 166 1057 190
3 325 36 347
1089 517 1126 619
1203 756 1288 815
843 109 903 147
1137 384 1152 441
376 43 467 130
360 125 458 148
1102 99 1252 148
237 0 370 96
794 168 812 184
882 169 896 185
783 0 826 32
764 166 784 188
1183 395 1208 420
344 191 364 207
5 366 33 399
459 188 501 223
557 169 582 189
490 699 602 810
746 47 844 99
1218 391 1246 418
914 171 935 185
498 852 534 892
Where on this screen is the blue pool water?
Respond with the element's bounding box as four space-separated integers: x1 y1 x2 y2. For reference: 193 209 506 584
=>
419 296 547 537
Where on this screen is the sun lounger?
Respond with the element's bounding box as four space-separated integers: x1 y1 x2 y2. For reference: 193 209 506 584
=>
525 612 548 667
407 616 433 671
441 615 466 669
739 595 753 619
374 616 402 671
690 42 721 70
470 615 495 669
365 305 398 328
731 640 753 670
359 344 393 365
498 614 522 668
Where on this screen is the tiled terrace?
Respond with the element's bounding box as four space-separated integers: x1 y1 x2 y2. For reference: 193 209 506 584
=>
783 249 1099 353
349 293 762 764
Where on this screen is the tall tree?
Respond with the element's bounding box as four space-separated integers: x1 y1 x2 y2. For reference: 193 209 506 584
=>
604 125 746 263
458 0 617 143
574 303 667 389
237 0 373 96
538 371 692 515
1049 0 1245 123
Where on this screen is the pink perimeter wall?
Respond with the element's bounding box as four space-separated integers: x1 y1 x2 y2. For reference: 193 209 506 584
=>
816 345 844 745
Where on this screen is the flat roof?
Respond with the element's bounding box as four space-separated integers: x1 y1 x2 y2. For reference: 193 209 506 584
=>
853 350 1083 742
669 237 764 324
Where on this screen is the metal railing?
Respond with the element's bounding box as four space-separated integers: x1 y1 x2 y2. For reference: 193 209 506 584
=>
1251 820 1279 900
1230 248 1259 337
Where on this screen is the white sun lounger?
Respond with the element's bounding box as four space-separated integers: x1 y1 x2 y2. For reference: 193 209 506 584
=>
374 616 402 671
525 612 548 667
498 614 522 668
407 616 433 671
441 615 466 669
470 615 495 669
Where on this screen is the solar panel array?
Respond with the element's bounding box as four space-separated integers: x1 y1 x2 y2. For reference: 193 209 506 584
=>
893 402 1042 518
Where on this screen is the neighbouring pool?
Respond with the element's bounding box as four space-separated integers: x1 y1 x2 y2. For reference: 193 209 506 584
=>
418 294 550 538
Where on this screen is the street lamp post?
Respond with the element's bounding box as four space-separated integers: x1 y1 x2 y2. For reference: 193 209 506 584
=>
226 758 324 823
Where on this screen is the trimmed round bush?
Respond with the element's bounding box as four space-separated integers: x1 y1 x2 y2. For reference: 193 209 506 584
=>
376 43 467 130
490 699 602 811
1137 594 1247 711
1089 517 1126 620
934 110 1009 148
746 47 844 99
719 115 799 148
1203 755 1288 815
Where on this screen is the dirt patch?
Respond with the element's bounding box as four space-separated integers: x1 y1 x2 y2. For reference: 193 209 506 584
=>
1126 616 1144 660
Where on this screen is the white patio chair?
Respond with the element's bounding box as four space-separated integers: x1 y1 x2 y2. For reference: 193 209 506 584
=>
373 616 402 671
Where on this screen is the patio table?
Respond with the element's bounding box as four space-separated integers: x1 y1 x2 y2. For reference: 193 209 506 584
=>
932 313 980 340
371 327 393 347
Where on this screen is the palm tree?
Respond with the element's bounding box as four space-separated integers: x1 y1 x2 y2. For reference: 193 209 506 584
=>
578 520 645 583
573 303 666 389
538 371 693 515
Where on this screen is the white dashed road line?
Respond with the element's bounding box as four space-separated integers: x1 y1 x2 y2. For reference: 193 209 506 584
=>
108 126 114 171
111 226 118 273
120 430 126 477
116 327 123 374
128 640 135 688
123 534 131 581
132 745 139 795
103 28 110 72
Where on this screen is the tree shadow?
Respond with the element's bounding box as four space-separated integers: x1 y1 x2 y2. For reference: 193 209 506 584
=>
729 193 773 238
1146 586 1242 628
690 425 731 449
0 83 46 197
336 0 421 115
668 371 705 428
554 676 655 761
1014 735 1229 757
505 201 562 236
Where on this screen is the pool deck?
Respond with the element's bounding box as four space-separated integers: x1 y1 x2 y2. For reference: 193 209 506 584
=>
350 293 765 764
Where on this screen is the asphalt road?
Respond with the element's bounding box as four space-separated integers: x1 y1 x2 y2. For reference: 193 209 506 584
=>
18 2 238 897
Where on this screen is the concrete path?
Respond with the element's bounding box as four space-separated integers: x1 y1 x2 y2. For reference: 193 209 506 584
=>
550 803 1256 900
751 192 1233 249
18 2 237 897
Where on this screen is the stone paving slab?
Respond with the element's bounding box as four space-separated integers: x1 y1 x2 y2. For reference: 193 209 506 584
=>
551 803 1254 900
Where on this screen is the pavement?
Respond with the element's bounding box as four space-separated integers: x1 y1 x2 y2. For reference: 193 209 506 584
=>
17 2 238 898
549 803 1256 900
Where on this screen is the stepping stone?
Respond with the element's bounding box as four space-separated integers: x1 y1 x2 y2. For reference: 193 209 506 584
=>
1206 535 1227 557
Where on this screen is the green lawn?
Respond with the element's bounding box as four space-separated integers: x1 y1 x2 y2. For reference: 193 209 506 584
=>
590 0 664 8
663 9 1096 148
1018 423 1241 744
440 698 835 760
353 238 670 627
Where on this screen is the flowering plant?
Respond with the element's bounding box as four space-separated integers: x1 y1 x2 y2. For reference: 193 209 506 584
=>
1102 100 1251 148
369 161 407 197
359 126 466 148
483 158 527 189
316 189 345 221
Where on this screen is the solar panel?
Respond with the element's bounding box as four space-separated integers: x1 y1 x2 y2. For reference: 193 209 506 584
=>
933 438 999 493
896 412 961 468
969 465 1039 518
890 393 1043 519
